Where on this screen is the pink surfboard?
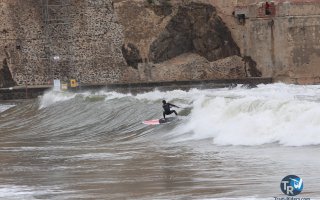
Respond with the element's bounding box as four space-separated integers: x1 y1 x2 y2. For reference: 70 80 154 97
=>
143 117 175 125
143 119 161 125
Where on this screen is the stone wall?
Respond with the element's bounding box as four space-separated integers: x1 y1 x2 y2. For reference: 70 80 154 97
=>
4 0 320 86
0 0 45 86
246 1 320 83
69 0 127 84
207 0 320 84
0 0 127 86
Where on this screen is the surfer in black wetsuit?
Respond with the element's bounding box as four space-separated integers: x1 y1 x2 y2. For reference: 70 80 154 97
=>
162 100 179 119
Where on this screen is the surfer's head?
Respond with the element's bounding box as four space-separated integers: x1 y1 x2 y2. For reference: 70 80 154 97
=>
162 100 166 104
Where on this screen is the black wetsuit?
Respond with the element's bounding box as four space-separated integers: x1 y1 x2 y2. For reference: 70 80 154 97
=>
162 103 178 119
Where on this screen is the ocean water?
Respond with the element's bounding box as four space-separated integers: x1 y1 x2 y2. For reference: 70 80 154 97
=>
0 83 319 199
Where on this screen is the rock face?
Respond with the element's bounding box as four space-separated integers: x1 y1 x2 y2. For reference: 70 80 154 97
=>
147 0 173 16
2 0 320 86
136 54 247 82
0 0 251 86
116 1 246 82
121 43 142 69
0 59 15 87
149 2 240 63
242 56 261 77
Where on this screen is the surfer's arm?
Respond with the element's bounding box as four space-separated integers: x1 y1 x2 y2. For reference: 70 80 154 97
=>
169 103 179 108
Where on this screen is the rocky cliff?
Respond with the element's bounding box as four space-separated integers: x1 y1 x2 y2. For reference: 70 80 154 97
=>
4 0 319 87
117 0 249 82
148 2 240 63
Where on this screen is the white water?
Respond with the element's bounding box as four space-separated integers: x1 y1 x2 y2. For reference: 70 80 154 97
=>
0 104 15 113
177 84 320 146
39 91 77 109
176 94 320 146
38 83 320 147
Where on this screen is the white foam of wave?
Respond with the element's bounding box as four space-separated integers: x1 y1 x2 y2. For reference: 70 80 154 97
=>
77 90 132 100
172 84 320 146
38 83 320 146
38 87 204 109
120 83 320 102
39 90 77 109
135 89 196 101
89 88 200 102
0 104 15 113
95 90 132 100
0 185 63 200
38 83 320 106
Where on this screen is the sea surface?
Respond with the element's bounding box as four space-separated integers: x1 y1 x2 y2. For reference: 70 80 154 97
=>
0 83 320 200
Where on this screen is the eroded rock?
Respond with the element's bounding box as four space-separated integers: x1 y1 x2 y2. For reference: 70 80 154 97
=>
122 43 142 69
149 2 240 63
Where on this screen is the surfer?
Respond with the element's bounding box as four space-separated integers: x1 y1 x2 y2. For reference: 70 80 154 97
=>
162 100 179 119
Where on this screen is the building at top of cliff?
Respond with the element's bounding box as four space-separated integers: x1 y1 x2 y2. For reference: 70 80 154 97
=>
230 0 320 84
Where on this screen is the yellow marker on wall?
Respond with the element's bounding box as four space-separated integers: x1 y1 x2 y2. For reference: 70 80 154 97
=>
70 79 78 87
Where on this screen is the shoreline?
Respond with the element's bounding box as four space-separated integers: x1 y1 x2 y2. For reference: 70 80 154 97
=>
0 78 272 100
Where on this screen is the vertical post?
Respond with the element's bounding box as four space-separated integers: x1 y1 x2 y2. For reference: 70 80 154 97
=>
25 81 28 99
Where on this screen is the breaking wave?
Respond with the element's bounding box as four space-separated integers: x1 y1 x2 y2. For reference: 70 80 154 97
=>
33 83 320 146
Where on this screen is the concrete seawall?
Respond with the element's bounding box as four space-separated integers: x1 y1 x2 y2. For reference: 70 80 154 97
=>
0 78 272 100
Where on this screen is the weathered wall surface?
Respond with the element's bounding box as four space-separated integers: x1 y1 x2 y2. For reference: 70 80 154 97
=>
0 0 247 87
209 0 320 84
69 0 127 84
2 0 319 86
250 1 320 84
135 53 247 82
0 0 45 86
188 0 320 84
116 0 246 82
0 0 127 87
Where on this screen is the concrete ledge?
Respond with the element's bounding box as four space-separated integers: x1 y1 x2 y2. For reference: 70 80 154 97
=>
0 85 51 100
0 77 273 100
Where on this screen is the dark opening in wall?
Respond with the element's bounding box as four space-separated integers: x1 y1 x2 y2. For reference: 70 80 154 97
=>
233 6 248 25
237 14 246 25
0 59 16 88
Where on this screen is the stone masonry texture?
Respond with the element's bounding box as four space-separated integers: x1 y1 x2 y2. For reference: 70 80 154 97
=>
1 0 320 86
0 0 127 87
